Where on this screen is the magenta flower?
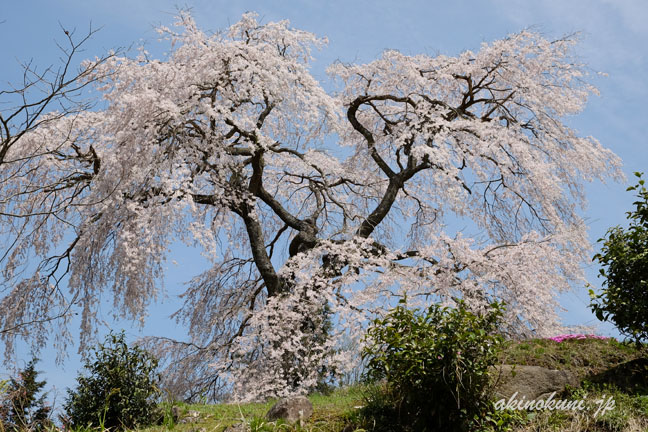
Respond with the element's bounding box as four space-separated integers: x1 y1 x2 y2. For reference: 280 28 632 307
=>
547 334 610 343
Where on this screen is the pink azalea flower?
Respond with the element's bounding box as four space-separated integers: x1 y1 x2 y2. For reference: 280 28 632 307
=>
547 334 609 343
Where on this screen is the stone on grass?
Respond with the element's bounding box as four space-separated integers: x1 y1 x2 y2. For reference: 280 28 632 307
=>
491 365 579 401
266 396 313 425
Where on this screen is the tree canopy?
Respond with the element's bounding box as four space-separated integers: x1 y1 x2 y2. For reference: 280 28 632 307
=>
590 173 648 342
0 13 622 400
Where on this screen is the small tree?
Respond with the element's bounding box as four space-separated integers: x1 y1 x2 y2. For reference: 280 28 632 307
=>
361 299 505 432
64 331 160 431
0 358 52 432
590 172 648 342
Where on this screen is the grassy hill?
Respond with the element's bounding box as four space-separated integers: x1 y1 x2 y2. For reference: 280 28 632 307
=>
104 338 648 432
141 387 363 432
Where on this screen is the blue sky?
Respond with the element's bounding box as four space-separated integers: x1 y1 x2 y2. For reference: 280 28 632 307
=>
1 0 647 404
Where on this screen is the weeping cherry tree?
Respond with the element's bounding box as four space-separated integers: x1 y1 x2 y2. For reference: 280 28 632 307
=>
0 13 622 400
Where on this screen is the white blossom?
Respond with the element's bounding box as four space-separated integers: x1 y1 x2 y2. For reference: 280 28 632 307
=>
0 15 622 401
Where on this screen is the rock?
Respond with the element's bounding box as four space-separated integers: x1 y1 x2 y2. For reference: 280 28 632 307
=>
491 365 579 401
590 357 648 393
266 396 313 425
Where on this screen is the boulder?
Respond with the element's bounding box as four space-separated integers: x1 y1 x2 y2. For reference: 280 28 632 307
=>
266 396 313 425
589 357 648 393
491 365 579 401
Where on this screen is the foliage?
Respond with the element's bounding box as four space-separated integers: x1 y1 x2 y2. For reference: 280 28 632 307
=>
101 369 647 432
479 408 530 432
590 172 648 342
88 342 648 432
0 359 52 432
0 11 623 400
520 382 648 432
360 299 505 431
64 331 161 431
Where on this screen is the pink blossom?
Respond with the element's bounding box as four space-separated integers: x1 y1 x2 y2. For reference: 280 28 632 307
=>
547 334 610 343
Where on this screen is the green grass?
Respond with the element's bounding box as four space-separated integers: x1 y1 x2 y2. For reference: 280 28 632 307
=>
490 338 648 432
60 338 647 432
498 337 645 380
499 383 648 432
137 386 364 432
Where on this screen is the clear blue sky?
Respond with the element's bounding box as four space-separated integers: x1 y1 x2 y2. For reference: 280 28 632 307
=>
1 0 647 405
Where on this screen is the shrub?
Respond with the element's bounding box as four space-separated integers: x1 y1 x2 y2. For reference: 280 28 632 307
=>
0 358 52 432
590 172 648 342
63 331 160 431
361 299 505 432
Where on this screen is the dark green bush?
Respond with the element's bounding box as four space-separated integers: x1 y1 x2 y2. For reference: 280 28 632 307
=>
0 358 52 432
590 172 648 342
361 299 505 432
63 331 160 431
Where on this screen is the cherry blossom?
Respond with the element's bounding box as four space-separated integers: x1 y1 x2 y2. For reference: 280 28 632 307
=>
0 13 622 400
